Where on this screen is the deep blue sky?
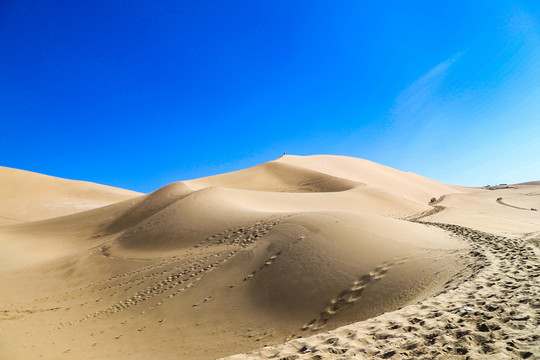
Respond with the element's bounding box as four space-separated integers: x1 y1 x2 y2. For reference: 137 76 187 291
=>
2 1 539 193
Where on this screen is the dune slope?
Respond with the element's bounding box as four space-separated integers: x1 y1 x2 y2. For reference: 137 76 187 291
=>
186 160 361 193
0 166 142 225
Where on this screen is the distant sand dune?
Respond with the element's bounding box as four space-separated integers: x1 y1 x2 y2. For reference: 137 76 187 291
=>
0 166 141 225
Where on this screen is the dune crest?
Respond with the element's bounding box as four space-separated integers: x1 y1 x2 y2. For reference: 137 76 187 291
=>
186 160 361 193
276 155 460 202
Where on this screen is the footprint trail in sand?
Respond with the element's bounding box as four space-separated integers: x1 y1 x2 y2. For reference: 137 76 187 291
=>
225 222 540 359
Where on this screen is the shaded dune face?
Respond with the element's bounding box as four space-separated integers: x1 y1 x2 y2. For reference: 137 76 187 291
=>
105 182 194 234
111 187 267 252
232 213 463 327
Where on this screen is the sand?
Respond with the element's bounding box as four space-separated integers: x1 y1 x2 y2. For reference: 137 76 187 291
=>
0 155 538 359
0 166 141 226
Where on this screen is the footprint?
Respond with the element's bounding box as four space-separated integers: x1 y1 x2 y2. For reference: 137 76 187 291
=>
301 258 406 332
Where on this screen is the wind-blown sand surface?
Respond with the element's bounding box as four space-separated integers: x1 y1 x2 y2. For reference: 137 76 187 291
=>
0 166 141 226
0 155 538 359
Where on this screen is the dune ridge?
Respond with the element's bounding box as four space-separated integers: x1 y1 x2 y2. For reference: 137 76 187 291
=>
186 160 361 193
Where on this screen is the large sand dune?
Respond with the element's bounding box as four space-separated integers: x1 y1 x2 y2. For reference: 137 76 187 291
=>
0 155 538 359
0 166 141 226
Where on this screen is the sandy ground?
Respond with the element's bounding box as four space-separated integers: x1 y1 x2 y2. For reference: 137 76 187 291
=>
0 155 538 359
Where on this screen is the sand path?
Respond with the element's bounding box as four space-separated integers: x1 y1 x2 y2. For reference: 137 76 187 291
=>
225 220 539 359
497 198 536 212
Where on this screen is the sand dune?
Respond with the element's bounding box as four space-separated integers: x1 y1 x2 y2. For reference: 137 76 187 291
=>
276 155 459 203
186 160 360 193
187 155 459 202
0 155 538 359
0 166 141 226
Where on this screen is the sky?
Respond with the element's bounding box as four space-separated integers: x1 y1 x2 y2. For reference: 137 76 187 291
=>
1 1 539 193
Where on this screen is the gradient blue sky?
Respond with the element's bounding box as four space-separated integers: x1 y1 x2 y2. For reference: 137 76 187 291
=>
1 1 539 193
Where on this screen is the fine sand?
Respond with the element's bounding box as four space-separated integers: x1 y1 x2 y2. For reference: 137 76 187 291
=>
0 155 538 359
0 166 141 226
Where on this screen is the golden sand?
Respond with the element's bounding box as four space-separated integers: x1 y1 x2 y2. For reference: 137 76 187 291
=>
0 156 538 359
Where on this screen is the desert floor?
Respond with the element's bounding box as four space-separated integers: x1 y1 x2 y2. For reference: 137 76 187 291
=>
0 155 538 359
